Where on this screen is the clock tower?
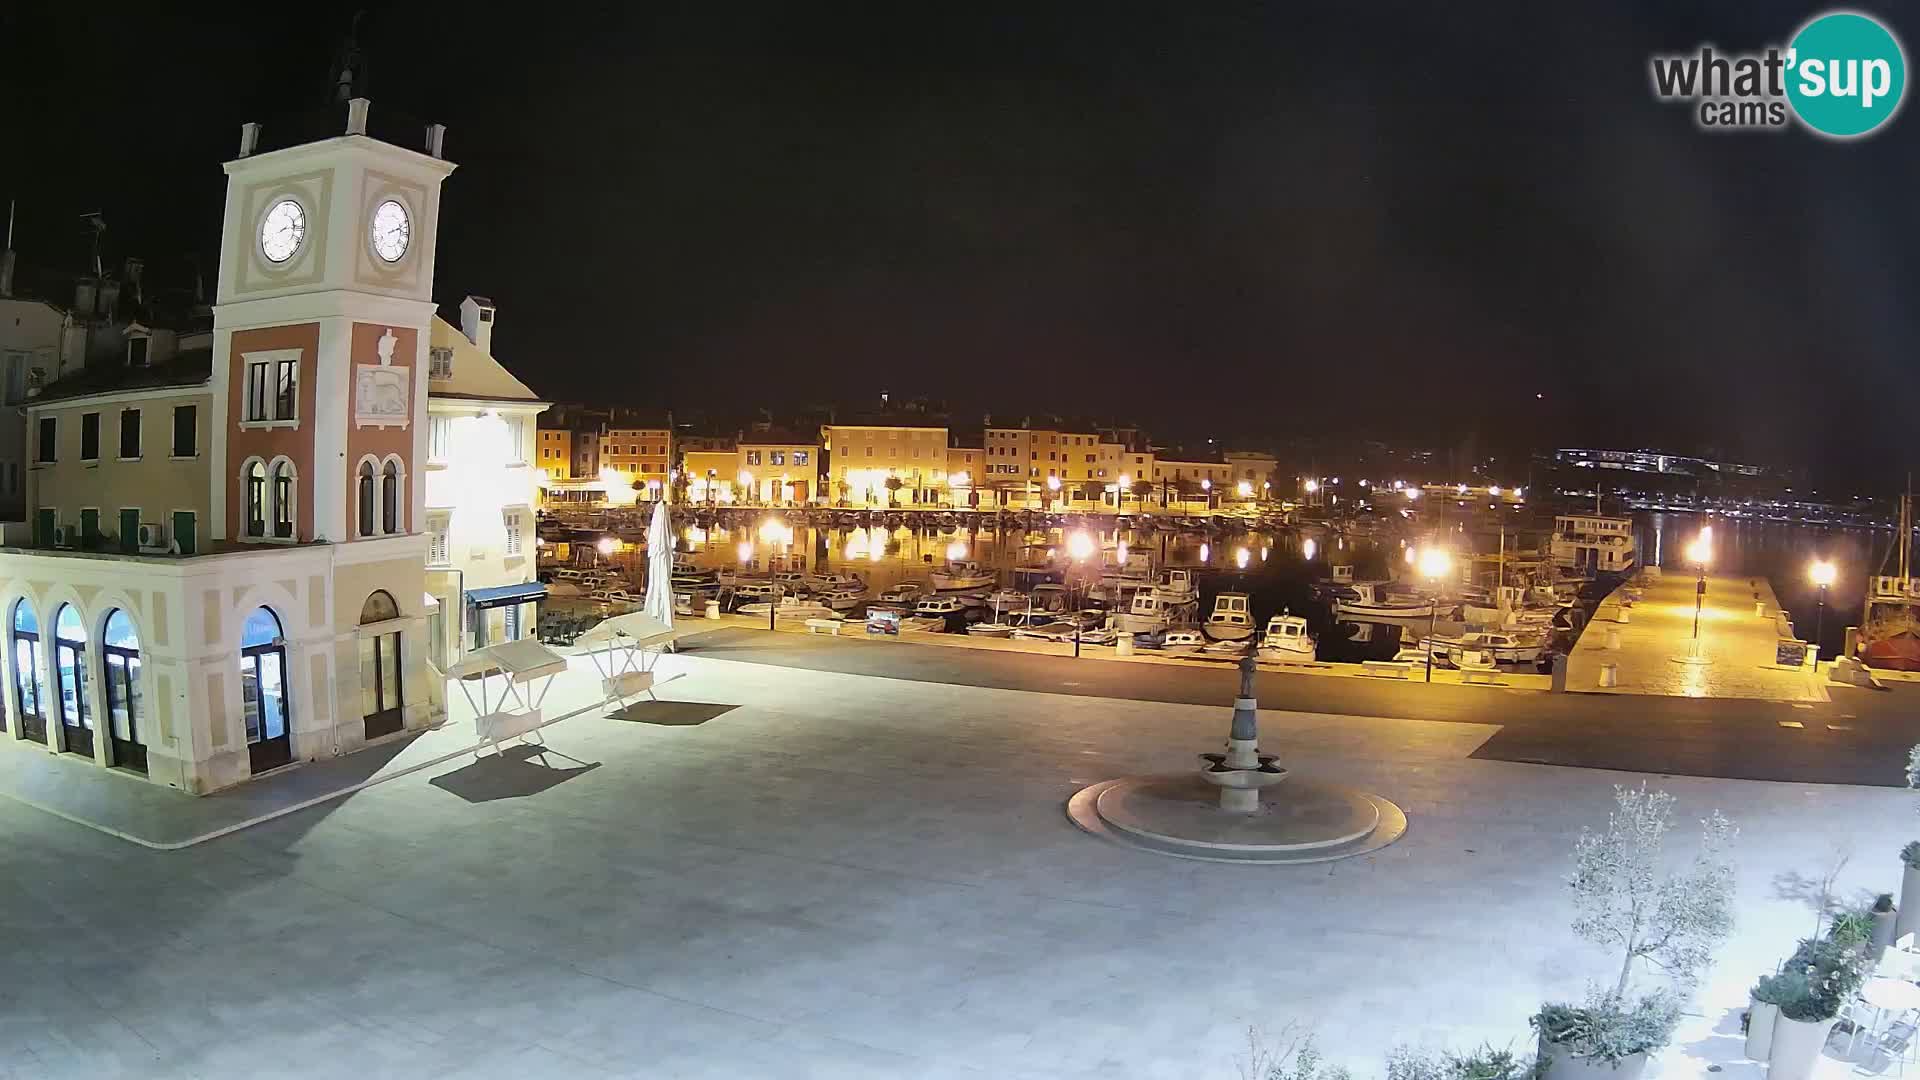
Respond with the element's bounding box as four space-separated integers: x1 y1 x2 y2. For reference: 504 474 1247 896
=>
210 97 456 545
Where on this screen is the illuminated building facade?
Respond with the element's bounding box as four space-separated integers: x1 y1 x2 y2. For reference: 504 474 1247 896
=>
822 422 950 506
423 298 549 663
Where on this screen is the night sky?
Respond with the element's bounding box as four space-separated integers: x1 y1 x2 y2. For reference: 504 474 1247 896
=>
5 4 1915 486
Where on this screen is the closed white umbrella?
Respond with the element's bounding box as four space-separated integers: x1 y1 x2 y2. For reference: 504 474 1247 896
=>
642 501 675 628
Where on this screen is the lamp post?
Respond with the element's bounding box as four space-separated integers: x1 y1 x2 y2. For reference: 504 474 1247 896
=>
1686 531 1712 654
1201 477 1212 515
1810 558 1837 656
1067 529 1095 658
1418 546 1451 683
1046 474 1061 512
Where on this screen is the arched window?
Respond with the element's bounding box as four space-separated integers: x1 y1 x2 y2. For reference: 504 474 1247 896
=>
240 606 292 774
101 609 145 774
381 459 402 535
271 459 296 539
53 603 91 759
245 460 267 537
10 600 45 744
357 460 377 537
359 590 403 738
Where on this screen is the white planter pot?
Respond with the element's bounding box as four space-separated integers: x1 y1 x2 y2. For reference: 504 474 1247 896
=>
1538 1036 1649 1080
1874 906 1899 954
1899 863 1920 941
1767 1015 1836 1080
1745 999 1777 1061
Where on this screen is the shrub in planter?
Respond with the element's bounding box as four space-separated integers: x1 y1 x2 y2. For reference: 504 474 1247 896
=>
1745 974 1788 1060
1387 1044 1543 1080
1774 934 1871 1022
1899 843 1920 939
1531 989 1679 1075
1872 893 1899 954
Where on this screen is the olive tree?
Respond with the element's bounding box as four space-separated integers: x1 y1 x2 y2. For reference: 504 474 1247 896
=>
1570 783 1737 996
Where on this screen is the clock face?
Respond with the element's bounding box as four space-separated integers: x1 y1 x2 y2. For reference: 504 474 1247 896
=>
259 199 306 264
369 199 411 263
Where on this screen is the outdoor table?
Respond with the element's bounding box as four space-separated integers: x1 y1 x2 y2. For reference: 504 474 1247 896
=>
1864 976 1920 1012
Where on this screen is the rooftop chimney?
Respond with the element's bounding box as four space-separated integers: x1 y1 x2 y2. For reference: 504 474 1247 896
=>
346 97 370 135
459 295 496 355
238 122 260 158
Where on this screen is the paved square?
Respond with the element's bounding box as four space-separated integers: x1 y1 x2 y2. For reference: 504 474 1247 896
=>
0 654 1905 1078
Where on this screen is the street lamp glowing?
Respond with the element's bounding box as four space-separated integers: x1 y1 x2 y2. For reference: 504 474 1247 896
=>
949 472 969 488
735 540 752 563
1686 534 1712 567
1303 479 1318 494
1488 485 1501 497
759 517 789 544
1301 538 1316 562
1235 546 1250 569
597 536 617 556
1047 475 1061 492
1066 530 1095 560
1405 545 1417 565
1236 481 1253 498
1810 559 1837 588
1201 478 1212 491
1118 473 1131 487
1405 488 1421 501
1417 547 1451 580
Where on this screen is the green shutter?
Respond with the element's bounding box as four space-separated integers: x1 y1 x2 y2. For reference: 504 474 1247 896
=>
171 511 196 556
79 509 99 547
119 509 140 553
34 508 54 548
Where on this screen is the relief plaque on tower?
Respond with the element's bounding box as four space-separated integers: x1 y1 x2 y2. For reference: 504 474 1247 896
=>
355 327 411 429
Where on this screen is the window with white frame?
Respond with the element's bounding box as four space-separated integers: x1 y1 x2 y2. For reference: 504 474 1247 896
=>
427 512 450 565
428 415 451 462
502 509 524 556
244 355 299 423
504 415 526 463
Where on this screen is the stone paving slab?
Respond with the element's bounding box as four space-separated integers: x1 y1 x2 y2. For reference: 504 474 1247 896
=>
1568 571 1826 701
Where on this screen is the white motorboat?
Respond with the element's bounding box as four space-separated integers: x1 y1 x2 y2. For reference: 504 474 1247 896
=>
982 588 1028 610
899 615 947 632
817 586 868 611
737 596 840 620
1160 629 1207 652
1424 631 1542 665
1100 551 1155 590
1026 584 1071 613
967 620 1018 638
1204 592 1256 641
806 570 865 591
1334 581 1435 619
1258 614 1316 659
1012 621 1116 645
875 581 928 606
914 596 969 617
930 560 995 590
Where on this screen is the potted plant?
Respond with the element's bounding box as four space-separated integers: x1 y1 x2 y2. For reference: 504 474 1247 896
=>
1387 1043 1543 1080
1767 933 1872 1080
1872 893 1899 955
1534 784 1735 1078
1745 974 1785 1060
1899 842 1920 941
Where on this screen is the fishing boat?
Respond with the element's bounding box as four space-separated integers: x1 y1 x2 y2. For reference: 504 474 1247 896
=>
1258 613 1315 659
1860 490 1920 670
1204 592 1256 641
899 615 947 632
930 560 995 590
1151 568 1196 604
806 570 865 591
1111 590 1182 635
1549 512 1638 574
1334 581 1435 619
1160 629 1207 653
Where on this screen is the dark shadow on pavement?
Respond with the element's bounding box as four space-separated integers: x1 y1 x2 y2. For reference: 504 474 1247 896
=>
428 744 602 803
607 701 738 726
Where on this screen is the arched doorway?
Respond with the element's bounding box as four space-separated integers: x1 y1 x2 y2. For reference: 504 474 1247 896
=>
53 604 92 758
10 600 46 744
240 607 292 774
101 610 146 774
359 590 404 739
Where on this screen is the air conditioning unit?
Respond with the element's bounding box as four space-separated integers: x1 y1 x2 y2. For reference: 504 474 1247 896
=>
136 522 171 554
51 523 75 548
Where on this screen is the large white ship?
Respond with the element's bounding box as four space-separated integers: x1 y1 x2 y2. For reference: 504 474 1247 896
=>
1549 513 1637 574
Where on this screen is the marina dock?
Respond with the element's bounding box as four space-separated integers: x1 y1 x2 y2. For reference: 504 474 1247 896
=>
1567 570 1826 702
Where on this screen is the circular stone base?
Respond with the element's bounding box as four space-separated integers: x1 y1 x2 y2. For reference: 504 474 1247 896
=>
1067 774 1407 864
